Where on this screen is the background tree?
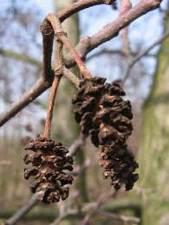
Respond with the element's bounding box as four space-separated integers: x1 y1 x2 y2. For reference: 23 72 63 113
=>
139 8 169 225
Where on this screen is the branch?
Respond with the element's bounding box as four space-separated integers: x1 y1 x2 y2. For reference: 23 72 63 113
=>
123 29 169 83
63 67 80 88
43 34 63 138
57 0 115 22
0 48 41 67
46 14 92 79
68 133 86 156
0 0 113 126
96 210 140 224
0 78 50 127
0 0 163 126
87 48 155 61
4 192 42 225
78 192 115 225
65 0 163 66
1 200 141 222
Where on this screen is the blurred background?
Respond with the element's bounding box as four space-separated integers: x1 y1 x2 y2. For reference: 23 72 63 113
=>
0 0 169 224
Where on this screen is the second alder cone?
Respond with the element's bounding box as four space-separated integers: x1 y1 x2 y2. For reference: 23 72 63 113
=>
24 136 74 204
72 77 138 191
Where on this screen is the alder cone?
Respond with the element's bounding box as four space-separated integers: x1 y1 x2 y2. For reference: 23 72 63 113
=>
72 77 138 191
99 144 138 191
24 136 73 204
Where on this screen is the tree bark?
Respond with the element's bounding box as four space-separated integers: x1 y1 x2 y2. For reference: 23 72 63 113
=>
139 11 169 225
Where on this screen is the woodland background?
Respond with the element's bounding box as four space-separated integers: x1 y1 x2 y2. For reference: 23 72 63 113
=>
0 0 169 225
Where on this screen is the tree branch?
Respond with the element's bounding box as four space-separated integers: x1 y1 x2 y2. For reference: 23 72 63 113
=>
87 48 155 61
0 48 41 67
65 0 163 66
123 29 169 83
4 192 42 225
0 78 50 127
0 0 163 126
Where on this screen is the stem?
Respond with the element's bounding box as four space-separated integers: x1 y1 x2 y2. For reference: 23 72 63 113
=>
60 35 92 79
47 14 92 79
43 76 61 138
43 37 63 138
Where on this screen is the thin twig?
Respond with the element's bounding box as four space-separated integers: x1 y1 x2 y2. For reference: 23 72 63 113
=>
0 78 50 127
47 14 92 79
57 0 115 22
43 39 63 138
68 133 86 156
123 29 169 84
4 192 42 225
43 76 61 138
0 0 162 126
63 67 80 88
96 210 140 224
87 48 155 61
78 192 115 225
0 48 42 67
65 0 163 66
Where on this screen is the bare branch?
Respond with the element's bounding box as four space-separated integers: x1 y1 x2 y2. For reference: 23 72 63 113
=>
0 48 41 67
0 0 114 126
78 192 115 225
68 133 86 156
67 0 163 64
46 14 92 79
96 210 140 224
87 48 155 61
0 78 50 127
123 29 169 83
0 0 163 126
4 192 42 225
57 0 115 22
43 35 63 138
63 67 80 88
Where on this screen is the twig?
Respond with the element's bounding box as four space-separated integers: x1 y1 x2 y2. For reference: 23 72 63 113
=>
68 133 86 156
96 210 140 224
43 37 63 138
65 0 163 66
41 19 54 82
47 14 92 79
0 78 50 127
0 48 41 67
63 67 80 88
78 192 115 225
0 0 162 126
4 192 42 225
87 48 155 61
43 76 61 138
57 0 115 22
123 29 169 83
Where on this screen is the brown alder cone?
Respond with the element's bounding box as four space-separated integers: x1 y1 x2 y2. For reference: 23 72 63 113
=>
24 136 73 204
72 77 138 191
99 144 138 191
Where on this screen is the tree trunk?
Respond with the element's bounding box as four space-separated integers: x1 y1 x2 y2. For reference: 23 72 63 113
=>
139 11 169 225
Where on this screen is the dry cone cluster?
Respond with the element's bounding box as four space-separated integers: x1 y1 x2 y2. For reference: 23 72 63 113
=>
24 136 73 203
72 77 138 191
